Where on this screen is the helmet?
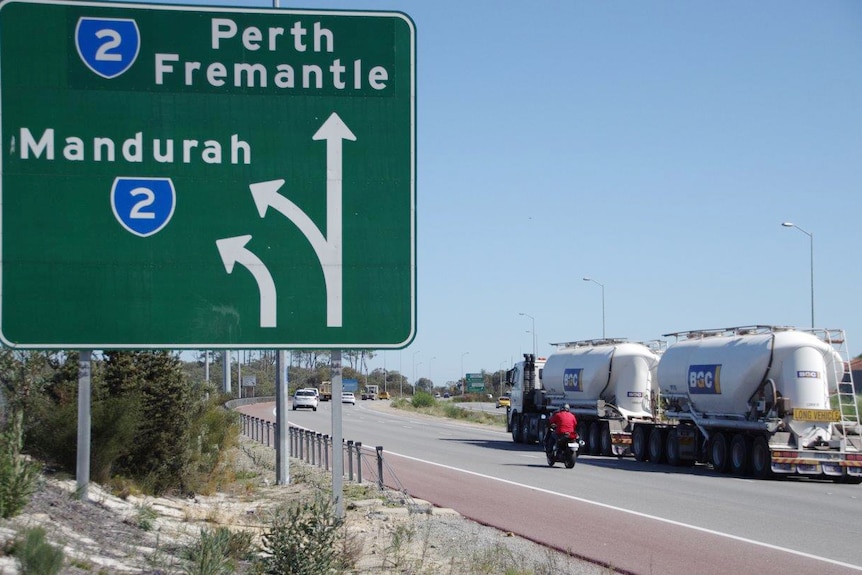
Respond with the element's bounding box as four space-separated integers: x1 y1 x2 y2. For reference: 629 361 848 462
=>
563 404 570 411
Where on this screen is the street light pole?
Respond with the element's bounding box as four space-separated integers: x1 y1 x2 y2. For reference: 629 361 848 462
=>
582 277 606 338
519 313 537 357
411 350 420 395
781 222 814 328
461 351 470 394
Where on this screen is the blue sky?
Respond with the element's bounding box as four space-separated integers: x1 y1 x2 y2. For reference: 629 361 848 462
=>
136 0 861 384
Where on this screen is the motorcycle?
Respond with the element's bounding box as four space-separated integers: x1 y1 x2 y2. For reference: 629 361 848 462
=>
544 424 580 469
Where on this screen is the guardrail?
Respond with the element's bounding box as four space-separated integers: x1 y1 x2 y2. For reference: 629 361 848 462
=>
237 412 387 490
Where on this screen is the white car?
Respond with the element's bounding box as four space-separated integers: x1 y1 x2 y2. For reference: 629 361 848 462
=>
293 389 319 411
341 392 356 405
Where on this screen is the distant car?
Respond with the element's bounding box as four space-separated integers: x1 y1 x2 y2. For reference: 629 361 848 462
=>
496 393 511 409
341 392 356 405
443 393 451 399
293 389 319 411
378 391 391 400
434 392 441 398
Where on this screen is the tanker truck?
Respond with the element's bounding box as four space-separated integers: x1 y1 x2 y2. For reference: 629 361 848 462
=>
506 339 662 455
632 326 862 482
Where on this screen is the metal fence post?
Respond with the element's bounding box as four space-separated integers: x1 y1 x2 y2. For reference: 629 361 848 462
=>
298 429 304 460
356 441 363 484
310 433 317 466
265 422 272 447
347 440 354 481
324 435 330 471
376 446 384 490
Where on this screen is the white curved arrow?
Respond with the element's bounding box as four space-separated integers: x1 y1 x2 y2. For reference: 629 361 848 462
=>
249 112 356 328
216 235 277 328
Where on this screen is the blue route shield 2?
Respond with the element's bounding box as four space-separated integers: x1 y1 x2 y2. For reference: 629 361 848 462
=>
76 17 140 79
111 177 176 238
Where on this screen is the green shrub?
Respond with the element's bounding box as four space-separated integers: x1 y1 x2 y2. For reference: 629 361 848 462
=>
410 390 435 408
0 411 41 519
183 526 254 575
12 527 64 575
256 495 344 575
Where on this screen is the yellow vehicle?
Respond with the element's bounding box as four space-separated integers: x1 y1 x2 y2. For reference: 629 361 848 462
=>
496 393 511 409
378 391 391 400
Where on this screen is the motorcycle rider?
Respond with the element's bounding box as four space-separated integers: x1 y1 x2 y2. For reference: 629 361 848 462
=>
546 404 578 456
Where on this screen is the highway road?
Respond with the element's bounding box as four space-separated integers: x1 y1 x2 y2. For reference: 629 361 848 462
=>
238 400 862 575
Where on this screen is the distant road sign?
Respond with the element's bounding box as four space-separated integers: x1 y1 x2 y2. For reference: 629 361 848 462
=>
342 379 359 393
466 373 484 392
0 0 416 350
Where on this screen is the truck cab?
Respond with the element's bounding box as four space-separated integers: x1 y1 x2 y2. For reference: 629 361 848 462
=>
507 354 548 443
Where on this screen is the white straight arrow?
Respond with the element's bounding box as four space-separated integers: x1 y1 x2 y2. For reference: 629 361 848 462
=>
216 235 277 328
249 112 356 328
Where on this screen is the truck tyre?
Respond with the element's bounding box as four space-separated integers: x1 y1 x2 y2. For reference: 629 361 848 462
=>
632 426 649 461
730 434 751 476
588 421 602 455
648 427 665 463
665 429 681 466
751 436 772 479
511 413 522 443
522 418 534 444
710 432 730 473
600 422 612 456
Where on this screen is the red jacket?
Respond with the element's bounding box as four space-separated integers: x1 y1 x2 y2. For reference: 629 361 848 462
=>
549 410 577 438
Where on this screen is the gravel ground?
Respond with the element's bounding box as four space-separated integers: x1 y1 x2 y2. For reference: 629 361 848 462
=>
0 428 615 574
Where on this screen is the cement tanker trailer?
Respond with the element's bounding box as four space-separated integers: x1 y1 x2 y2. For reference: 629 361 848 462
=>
632 326 862 482
541 340 662 456
506 340 662 455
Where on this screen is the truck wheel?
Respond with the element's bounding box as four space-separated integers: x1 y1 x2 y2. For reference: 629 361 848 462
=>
511 413 522 443
632 426 649 461
751 436 772 479
710 432 730 473
600 422 612 456
730 434 751 476
665 429 680 466
522 418 533 444
588 421 602 455
648 427 666 463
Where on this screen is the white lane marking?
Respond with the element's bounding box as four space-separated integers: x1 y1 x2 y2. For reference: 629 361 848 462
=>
385 450 862 572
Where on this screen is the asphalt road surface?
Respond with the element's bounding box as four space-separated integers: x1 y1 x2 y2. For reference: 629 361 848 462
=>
238 400 862 575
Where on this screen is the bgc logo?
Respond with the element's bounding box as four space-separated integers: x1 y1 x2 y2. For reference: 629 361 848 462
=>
688 364 722 395
563 368 583 392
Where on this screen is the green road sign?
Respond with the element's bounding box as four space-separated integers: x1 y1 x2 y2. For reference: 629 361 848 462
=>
0 0 416 349
466 373 484 392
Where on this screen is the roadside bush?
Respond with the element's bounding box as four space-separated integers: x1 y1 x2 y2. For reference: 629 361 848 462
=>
10 526 64 575
256 495 344 575
183 526 255 575
0 411 41 519
410 390 435 408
